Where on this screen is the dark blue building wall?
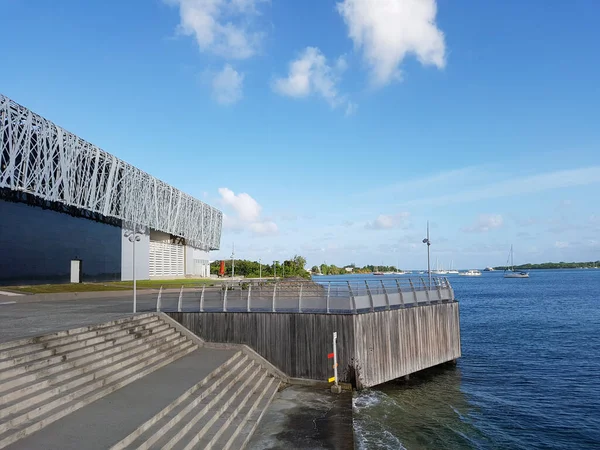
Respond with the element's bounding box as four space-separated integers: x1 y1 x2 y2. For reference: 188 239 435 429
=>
0 199 121 284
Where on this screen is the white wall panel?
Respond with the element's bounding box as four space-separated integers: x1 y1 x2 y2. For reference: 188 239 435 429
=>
149 241 184 277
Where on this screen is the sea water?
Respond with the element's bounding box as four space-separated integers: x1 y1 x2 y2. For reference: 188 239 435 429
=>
349 269 600 449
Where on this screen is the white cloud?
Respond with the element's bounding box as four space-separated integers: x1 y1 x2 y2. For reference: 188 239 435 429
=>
219 187 261 221
218 187 278 235
249 221 278 235
272 47 356 112
345 102 358 116
399 166 600 208
337 0 446 86
462 214 504 233
166 0 267 59
365 212 410 230
362 166 482 199
212 64 244 104
335 55 349 72
554 241 570 249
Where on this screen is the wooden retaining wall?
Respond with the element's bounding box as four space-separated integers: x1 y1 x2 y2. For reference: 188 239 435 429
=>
166 302 460 388
353 302 461 388
166 312 356 382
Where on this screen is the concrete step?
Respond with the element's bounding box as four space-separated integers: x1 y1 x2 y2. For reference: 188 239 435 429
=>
0 337 197 449
0 314 156 355
223 377 280 450
155 362 260 450
185 371 270 450
0 321 172 395
0 315 160 370
0 317 161 364
0 325 179 408
5 348 240 450
0 331 185 423
202 375 277 450
109 350 245 450
0 320 169 387
121 354 254 450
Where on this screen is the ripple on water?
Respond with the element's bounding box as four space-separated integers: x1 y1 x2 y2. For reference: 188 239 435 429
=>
352 270 600 449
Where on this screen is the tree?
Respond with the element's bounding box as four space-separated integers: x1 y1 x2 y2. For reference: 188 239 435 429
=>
311 265 319 273
293 255 307 270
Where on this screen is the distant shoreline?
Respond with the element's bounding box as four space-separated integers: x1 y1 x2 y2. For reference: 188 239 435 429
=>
493 262 600 271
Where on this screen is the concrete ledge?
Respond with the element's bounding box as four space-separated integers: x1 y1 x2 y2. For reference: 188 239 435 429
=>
159 313 290 384
158 313 207 347
285 378 353 391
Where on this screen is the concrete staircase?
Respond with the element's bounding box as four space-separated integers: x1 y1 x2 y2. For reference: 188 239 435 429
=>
110 350 280 450
0 313 197 449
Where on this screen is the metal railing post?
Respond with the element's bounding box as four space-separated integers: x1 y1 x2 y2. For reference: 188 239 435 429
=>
395 279 405 308
272 283 277 312
200 285 205 312
298 283 303 313
247 284 252 312
365 280 374 312
420 277 431 305
347 281 356 313
156 286 162 312
381 280 390 310
177 285 183 312
326 282 331 313
223 283 228 312
436 277 443 302
447 277 455 301
409 279 418 304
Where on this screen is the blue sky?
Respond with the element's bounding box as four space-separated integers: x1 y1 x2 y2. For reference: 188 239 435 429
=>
2 0 599 269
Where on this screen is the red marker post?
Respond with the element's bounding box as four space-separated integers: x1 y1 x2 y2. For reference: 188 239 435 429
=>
328 332 340 393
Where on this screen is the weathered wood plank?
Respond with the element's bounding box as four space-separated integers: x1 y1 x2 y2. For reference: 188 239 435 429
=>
166 302 461 388
351 303 461 388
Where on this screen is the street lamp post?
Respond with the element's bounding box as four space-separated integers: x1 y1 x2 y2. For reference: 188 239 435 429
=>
422 221 432 287
231 243 235 279
126 227 142 313
259 258 262 279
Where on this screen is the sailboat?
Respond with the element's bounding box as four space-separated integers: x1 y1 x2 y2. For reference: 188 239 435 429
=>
447 260 459 274
432 258 448 275
393 259 405 275
504 245 529 278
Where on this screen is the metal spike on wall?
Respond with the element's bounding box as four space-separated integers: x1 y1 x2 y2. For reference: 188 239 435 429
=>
0 94 222 251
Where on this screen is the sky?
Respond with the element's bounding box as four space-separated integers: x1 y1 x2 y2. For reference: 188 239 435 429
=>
2 0 599 269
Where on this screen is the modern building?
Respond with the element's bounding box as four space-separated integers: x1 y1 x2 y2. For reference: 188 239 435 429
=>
0 94 222 285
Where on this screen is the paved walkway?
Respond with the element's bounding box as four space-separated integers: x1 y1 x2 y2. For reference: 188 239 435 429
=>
0 293 159 343
6 348 237 450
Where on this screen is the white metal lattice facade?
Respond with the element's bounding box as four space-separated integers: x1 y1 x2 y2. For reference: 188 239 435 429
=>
0 94 222 251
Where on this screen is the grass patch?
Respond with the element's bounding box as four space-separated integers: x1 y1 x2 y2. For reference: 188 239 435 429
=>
4 278 216 294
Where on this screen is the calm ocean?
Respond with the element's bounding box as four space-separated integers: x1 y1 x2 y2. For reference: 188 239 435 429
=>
348 269 600 449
